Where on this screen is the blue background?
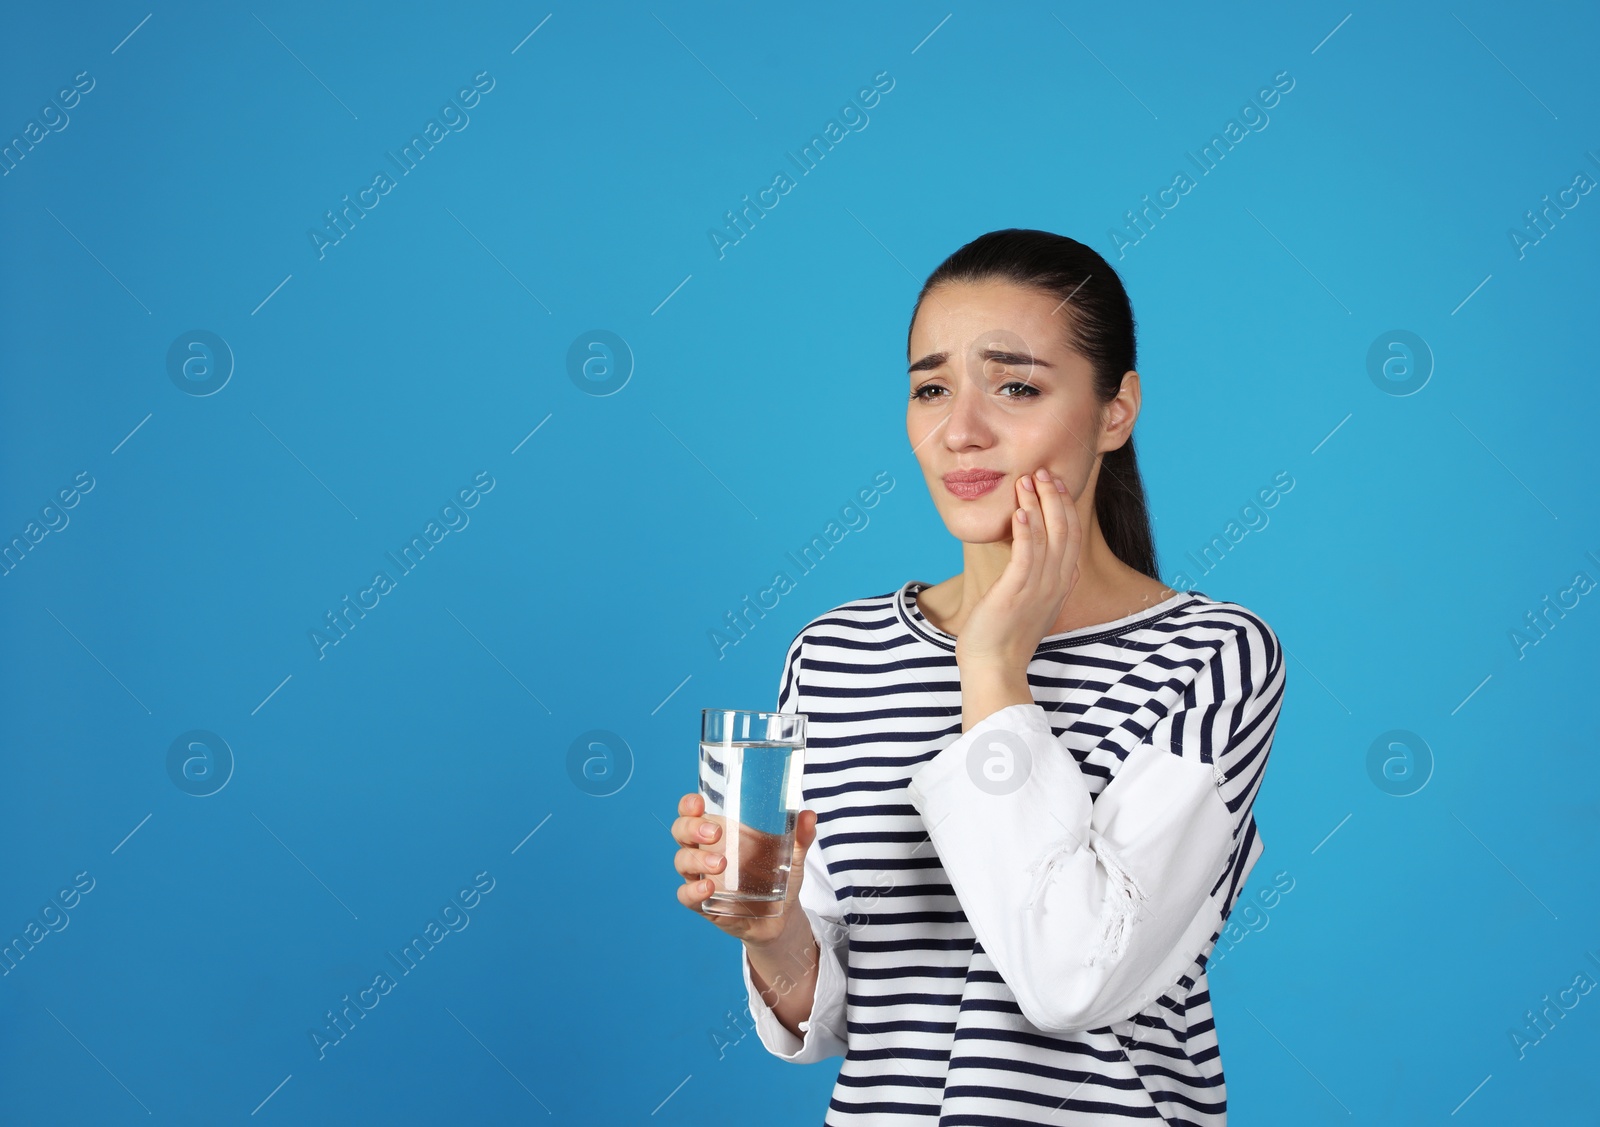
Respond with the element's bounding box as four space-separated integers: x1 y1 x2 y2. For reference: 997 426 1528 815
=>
3 1 1597 1123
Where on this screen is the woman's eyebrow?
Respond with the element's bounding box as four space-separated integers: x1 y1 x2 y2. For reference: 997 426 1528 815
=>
907 349 1055 374
980 349 1054 368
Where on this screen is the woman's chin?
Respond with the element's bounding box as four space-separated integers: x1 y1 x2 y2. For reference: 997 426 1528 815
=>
940 509 1015 545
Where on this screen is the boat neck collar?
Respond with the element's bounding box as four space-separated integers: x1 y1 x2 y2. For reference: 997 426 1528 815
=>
894 578 1203 653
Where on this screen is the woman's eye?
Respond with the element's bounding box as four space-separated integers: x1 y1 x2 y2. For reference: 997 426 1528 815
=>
910 382 1038 402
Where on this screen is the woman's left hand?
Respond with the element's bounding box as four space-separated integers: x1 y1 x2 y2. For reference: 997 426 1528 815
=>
954 466 1084 674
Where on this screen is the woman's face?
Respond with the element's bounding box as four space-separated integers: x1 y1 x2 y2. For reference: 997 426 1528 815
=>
906 277 1127 544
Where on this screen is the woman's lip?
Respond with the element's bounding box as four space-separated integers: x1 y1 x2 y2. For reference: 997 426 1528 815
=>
944 475 1003 499
942 470 1005 484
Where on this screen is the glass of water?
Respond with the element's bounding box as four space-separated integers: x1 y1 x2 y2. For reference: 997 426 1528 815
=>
698 708 806 918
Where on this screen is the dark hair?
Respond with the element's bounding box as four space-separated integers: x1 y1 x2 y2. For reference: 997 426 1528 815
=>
907 228 1159 580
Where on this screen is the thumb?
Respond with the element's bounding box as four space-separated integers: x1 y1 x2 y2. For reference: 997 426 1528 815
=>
795 807 818 853
788 809 818 893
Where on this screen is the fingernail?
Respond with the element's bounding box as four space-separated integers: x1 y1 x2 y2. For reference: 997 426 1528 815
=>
1054 477 1067 493
700 824 717 840
1020 475 1035 492
1036 468 1050 480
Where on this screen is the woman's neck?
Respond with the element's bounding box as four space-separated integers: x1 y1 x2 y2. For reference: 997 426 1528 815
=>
918 513 1177 639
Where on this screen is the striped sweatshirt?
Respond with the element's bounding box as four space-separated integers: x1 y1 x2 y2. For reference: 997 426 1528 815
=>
739 579 1286 1125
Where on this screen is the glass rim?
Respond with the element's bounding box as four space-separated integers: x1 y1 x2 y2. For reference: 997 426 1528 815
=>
700 707 798 719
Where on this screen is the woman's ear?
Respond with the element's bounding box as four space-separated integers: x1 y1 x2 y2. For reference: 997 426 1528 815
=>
1097 370 1142 452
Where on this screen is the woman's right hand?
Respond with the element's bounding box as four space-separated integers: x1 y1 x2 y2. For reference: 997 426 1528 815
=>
672 791 818 949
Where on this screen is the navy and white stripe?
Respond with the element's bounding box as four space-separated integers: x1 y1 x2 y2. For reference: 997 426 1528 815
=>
741 579 1286 1125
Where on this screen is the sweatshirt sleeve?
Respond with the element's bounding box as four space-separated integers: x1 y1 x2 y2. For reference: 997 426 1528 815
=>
904 617 1285 1034
740 629 850 1063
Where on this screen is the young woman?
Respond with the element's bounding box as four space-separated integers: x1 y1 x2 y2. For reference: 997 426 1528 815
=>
670 229 1287 1125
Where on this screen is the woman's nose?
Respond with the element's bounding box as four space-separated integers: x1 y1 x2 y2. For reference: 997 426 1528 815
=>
942 386 993 447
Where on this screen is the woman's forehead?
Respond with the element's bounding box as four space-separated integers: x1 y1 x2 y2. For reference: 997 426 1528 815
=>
909 295 1072 361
